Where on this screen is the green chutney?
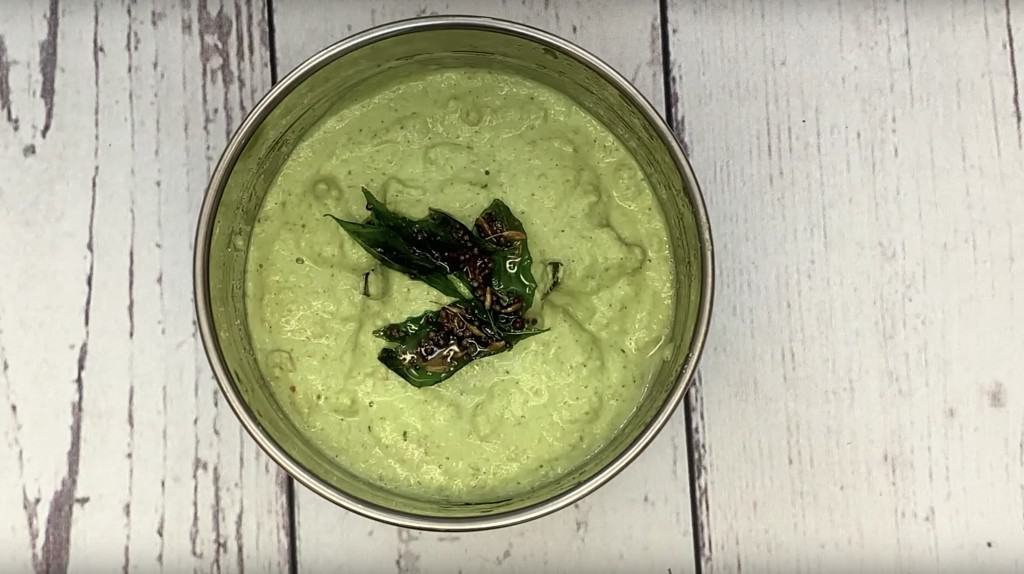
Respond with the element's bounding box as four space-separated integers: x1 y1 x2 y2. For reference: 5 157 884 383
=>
245 67 675 501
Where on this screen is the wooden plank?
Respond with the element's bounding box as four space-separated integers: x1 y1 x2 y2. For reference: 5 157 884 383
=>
667 0 1024 571
0 1 291 571
272 0 666 112
271 2 696 572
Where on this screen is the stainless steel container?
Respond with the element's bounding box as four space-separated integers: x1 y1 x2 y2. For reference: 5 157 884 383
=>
194 16 713 531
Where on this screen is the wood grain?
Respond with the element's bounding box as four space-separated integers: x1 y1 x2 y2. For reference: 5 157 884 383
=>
271 1 696 572
667 0 1024 571
0 1 290 571
12 0 1019 571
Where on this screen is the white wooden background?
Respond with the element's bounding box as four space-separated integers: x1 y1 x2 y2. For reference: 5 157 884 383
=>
0 1 1021 572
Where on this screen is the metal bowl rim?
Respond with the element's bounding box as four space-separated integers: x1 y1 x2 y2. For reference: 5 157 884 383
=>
193 14 714 532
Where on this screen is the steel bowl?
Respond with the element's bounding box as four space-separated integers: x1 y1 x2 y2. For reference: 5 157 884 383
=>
194 16 713 531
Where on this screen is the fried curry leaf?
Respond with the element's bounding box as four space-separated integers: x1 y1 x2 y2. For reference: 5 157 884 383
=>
374 300 545 387
474 199 538 310
326 188 483 299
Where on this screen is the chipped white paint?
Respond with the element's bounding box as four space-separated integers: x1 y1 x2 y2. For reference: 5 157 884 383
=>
272 1 696 573
0 1 290 572
668 0 1024 571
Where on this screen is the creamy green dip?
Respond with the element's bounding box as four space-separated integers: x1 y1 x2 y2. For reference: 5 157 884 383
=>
246 67 675 501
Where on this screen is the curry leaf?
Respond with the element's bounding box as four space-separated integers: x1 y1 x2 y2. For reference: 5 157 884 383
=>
328 188 490 299
373 300 544 387
474 200 538 310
